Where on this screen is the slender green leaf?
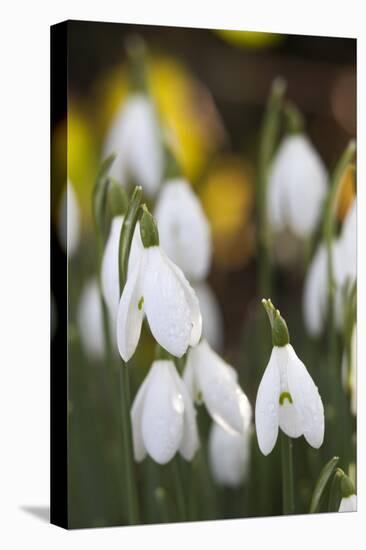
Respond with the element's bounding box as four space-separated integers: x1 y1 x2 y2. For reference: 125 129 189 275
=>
309 456 339 513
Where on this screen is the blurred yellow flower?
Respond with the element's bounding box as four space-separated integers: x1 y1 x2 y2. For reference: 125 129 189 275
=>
201 156 255 269
215 30 284 49
67 104 99 223
94 56 225 183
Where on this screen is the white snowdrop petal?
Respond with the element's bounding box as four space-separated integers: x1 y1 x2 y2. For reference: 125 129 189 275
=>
209 423 251 488
278 400 303 439
77 278 105 359
303 243 327 336
194 340 248 434
193 281 223 351
339 495 357 512
269 135 327 239
141 361 184 464
255 349 281 456
103 94 163 195
101 216 124 320
155 179 212 280
130 366 156 462
116 258 144 362
128 222 144 276
170 365 200 461
143 248 201 357
286 345 324 448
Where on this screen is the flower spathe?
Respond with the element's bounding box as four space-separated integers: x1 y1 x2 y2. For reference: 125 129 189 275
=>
255 344 324 455
131 360 199 464
116 240 202 361
154 178 212 280
103 93 163 196
268 134 328 239
184 339 252 435
209 422 251 488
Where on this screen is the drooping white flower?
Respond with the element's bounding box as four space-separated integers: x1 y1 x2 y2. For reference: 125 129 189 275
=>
268 134 328 239
58 181 81 257
77 278 106 359
255 343 324 455
303 199 356 336
208 422 251 488
339 494 357 512
131 360 199 464
184 339 252 435
116 227 202 361
103 93 163 196
192 281 223 351
101 216 143 322
155 178 212 280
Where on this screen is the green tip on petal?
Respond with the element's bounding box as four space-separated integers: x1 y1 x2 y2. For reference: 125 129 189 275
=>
261 298 290 347
140 204 160 248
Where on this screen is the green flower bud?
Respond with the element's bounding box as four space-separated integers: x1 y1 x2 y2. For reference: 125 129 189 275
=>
262 298 290 347
140 204 159 248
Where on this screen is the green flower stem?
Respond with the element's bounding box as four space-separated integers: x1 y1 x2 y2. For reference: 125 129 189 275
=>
118 186 143 525
257 77 286 300
280 432 295 514
172 456 187 521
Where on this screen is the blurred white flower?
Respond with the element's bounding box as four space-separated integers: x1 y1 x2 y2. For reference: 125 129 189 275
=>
192 281 223 351
339 494 357 512
116 238 202 361
77 278 106 359
58 181 81 257
303 199 356 336
184 339 251 435
101 216 143 322
255 343 324 456
103 93 163 195
131 359 199 464
155 178 212 280
209 422 251 488
268 134 328 239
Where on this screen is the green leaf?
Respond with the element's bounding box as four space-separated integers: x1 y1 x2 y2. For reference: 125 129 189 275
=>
328 469 343 512
309 456 339 513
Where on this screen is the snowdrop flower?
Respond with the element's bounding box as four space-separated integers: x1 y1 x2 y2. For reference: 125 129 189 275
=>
192 281 223 351
58 181 80 257
103 93 163 196
131 359 199 464
155 178 212 280
338 471 357 512
256 299 324 456
303 199 356 336
209 422 251 488
184 339 251 435
101 216 143 322
117 206 202 361
268 134 327 239
77 278 107 359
